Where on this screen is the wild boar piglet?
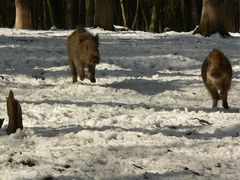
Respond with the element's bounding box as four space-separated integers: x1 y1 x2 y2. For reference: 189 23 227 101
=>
67 26 100 83
201 49 232 109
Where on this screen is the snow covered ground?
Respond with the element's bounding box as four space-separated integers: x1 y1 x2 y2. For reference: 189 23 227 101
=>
0 27 239 180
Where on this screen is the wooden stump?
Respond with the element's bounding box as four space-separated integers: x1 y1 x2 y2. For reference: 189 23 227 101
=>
7 90 23 134
0 118 4 128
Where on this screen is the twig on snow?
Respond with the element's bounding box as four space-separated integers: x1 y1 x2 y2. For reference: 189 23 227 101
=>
191 118 213 126
132 163 144 169
183 167 203 176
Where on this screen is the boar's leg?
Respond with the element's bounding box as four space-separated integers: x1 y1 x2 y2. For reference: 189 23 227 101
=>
69 59 77 83
206 85 220 108
87 65 96 83
220 89 229 109
79 65 85 81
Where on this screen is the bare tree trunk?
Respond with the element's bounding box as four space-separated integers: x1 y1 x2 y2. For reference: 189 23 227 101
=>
180 0 186 31
131 0 140 30
66 0 78 29
181 0 193 31
224 0 238 32
66 0 74 29
7 90 23 135
0 0 7 27
191 0 202 27
193 0 230 37
139 0 148 31
78 0 85 26
85 0 94 27
15 0 31 29
47 0 55 27
120 0 127 28
239 0 240 32
43 0 50 29
149 0 160 33
95 0 114 30
31 0 44 30
47 0 65 29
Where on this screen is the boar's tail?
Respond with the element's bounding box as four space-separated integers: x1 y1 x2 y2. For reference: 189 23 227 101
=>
76 25 85 33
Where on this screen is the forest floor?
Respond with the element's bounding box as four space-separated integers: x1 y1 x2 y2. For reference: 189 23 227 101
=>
0 28 239 180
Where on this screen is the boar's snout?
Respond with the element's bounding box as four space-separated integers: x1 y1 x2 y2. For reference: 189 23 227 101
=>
90 53 100 64
210 69 221 78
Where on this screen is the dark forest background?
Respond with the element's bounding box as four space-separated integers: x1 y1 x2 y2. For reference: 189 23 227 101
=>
0 0 239 33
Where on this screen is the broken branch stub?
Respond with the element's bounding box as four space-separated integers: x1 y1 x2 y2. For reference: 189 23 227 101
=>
0 118 4 128
7 90 23 134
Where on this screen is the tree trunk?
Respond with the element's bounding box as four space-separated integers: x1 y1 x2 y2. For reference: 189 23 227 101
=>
239 0 240 32
224 0 238 32
31 0 44 30
47 0 65 29
193 0 230 37
95 0 114 30
85 0 94 27
47 0 55 27
131 0 140 30
149 0 160 33
139 0 149 31
66 0 74 29
181 0 193 31
43 0 51 29
113 0 122 27
0 1 7 27
15 0 31 29
191 0 202 28
78 0 85 26
162 0 176 32
66 0 78 29
7 90 23 135
120 0 127 28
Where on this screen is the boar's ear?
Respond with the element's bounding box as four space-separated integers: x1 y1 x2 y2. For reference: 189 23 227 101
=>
202 58 209 70
95 34 99 44
204 58 209 66
201 58 208 79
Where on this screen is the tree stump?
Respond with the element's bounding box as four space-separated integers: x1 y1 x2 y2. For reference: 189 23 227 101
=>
0 118 4 128
7 90 23 134
193 0 230 37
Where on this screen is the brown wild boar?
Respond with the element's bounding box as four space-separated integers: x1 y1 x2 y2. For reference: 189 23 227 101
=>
201 49 232 109
67 26 100 83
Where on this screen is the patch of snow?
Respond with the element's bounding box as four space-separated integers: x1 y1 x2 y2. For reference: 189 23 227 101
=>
0 28 239 180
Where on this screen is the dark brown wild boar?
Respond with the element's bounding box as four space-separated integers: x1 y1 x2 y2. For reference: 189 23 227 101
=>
201 49 232 109
67 26 100 83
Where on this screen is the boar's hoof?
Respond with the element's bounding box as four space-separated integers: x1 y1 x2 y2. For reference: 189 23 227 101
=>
90 78 96 83
80 75 85 81
89 77 96 83
223 102 230 109
223 105 230 109
212 99 218 108
72 77 77 83
88 74 96 83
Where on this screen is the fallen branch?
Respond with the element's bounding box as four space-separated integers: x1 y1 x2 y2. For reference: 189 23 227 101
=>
132 163 144 169
191 118 213 126
183 167 202 176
